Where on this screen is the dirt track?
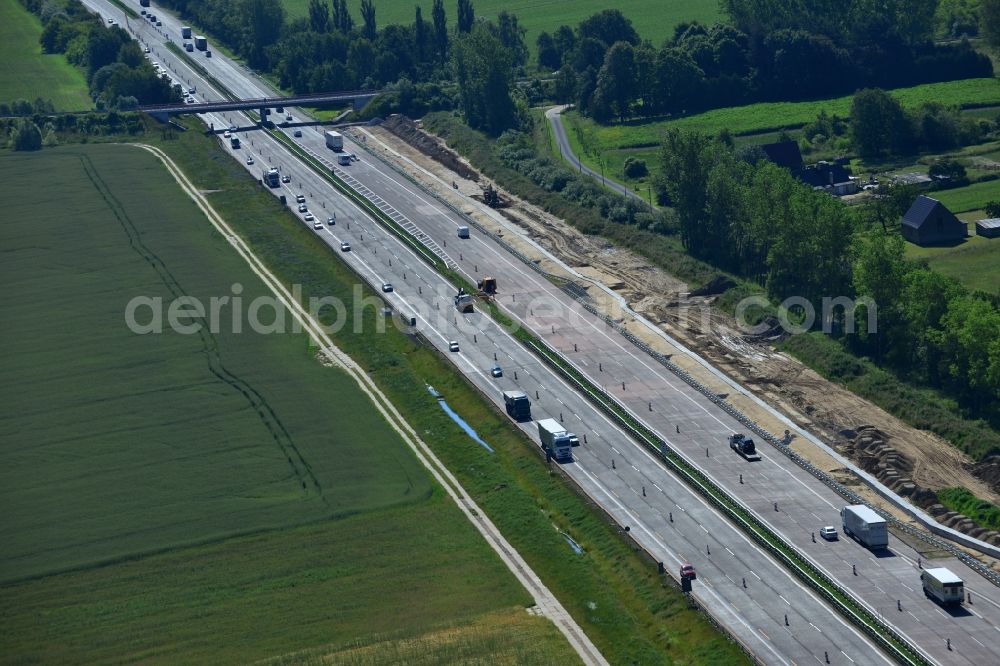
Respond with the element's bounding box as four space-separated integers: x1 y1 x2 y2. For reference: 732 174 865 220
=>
354 119 1000 558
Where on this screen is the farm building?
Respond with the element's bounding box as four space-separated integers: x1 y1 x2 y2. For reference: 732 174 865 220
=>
799 162 858 195
900 195 966 245
976 218 1000 238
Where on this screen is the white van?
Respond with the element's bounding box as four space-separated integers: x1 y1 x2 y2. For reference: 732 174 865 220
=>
457 225 470 238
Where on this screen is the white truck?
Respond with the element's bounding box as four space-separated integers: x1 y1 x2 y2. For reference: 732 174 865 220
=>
194 35 207 51
181 26 192 39
840 505 888 549
537 418 576 463
325 130 344 151
921 568 964 605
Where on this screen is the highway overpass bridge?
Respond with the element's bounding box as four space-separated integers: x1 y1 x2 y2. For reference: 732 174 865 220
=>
139 89 379 122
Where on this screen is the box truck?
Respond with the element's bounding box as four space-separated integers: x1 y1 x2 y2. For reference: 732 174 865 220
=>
194 36 207 50
503 390 531 422
325 130 344 151
537 418 576 462
181 26 192 39
921 568 964 605
840 505 888 549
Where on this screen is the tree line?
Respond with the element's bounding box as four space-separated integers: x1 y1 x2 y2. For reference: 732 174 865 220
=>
654 129 1000 422
18 0 178 109
537 5 991 123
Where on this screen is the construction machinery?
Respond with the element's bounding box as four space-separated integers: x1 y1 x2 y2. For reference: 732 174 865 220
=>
477 276 497 301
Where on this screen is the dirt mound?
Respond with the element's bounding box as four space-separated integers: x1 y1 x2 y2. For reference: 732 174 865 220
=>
382 114 479 182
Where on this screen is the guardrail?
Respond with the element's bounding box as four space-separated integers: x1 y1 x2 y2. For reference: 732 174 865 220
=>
346 127 1000 588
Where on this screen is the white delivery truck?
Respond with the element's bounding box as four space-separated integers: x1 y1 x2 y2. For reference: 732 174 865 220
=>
325 130 344 151
537 418 575 462
457 225 470 238
921 568 964 605
840 505 888 549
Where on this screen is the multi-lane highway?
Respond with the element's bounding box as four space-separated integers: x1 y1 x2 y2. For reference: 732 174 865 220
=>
90 4 1000 664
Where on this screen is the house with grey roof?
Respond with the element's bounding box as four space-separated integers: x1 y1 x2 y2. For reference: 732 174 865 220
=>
900 195 966 245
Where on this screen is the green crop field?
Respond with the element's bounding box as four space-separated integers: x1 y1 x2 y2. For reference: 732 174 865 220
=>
280 0 720 59
0 142 578 663
0 0 91 110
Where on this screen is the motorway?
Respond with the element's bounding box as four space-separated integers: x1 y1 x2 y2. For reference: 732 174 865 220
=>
97 5 1000 665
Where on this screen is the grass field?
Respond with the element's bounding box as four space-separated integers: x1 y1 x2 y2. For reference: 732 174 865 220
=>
905 217 1000 294
280 0 720 59
563 78 1000 151
932 178 1000 213
0 0 91 110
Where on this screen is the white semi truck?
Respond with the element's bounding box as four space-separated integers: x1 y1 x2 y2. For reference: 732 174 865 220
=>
921 567 964 605
325 130 344 151
840 504 888 549
537 418 576 463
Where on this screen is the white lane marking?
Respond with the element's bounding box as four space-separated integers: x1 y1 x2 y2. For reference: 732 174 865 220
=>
699 524 709 533
841 651 855 664
750 570 761 580
780 595 790 605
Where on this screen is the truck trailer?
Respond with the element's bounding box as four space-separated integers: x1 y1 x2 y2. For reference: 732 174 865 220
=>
194 35 207 50
181 26 192 39
840 505 888 549
921 568 964 605
728 433 761 461
536 418 577 462
325 130 344 151
503 390 531 422
263 168 280 188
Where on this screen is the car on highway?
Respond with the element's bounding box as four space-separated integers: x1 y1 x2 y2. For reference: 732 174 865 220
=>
820 526 838 541
295 194 305 204
144 46 150 53
304 211 315 221
245 155 254 165
680 563 697 580
297 203 308 213
185 97 195 104
188 87 196 94
448 341 460 352
223 130 231 138
491 366 503 378
281 174 291 183
381 283 393 293
156 21 162 26
326 216 336 225
340 241 351 252
206 51 212 57
285 114 293 122
107 17 114 23
293 130 302 138
313 219 323 230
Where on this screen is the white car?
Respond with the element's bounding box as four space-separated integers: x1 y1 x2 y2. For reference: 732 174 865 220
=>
313 219 323 230
223 130 231 138
491 366 503 378
297 203 308 213
295 194 306 204
188 87 196 94
144 47 150 53
304 212 315 222
340 242 351 252
107 17 114 23
245 156 254 165
448 341 460 352
820 526 838 541
281 174 290 183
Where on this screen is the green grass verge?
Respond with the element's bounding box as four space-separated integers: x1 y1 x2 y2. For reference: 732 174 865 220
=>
931 178 1000 213
278 0 720 61
0 144 433 583
937 488 1000 532
108 0 138 18
563 78 1000 153
0 0 91 110
149 116 750 665
780 332 1000 461
0 498 556 664
905 222 1000 295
